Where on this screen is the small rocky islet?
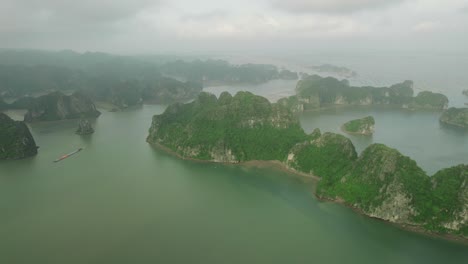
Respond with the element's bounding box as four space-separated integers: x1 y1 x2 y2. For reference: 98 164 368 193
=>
76 119 95 135
147 91 467 240
341 116 375 135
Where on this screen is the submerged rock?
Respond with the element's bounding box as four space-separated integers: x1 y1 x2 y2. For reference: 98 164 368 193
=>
0 113 38 160
341 116 375 135
76 119 94 135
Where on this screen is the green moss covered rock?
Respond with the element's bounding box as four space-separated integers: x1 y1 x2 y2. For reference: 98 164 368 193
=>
440 107 468 129
411 91 448 109
317 144 431 224
342 116 375 135
0 113 38 160
286 75 448 112
286 132 357 177
24 91 101 122
147 91 307 162
429 165 468 235
147 92 467 238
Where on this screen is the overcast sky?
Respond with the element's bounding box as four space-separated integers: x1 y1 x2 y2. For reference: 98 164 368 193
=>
1 0 467 54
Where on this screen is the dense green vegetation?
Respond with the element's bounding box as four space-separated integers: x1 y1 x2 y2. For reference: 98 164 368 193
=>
287 132 357 178
148 91 307 162
342 116 375 135
430 165 468 234
149 92 467 238
282 75 448 112
297 75 414 105
317 144 431 215
411 91 448 109
440 107 468 129
0 113 38 159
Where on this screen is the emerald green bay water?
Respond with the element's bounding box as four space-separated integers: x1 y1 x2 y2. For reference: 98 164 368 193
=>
1 105 467 264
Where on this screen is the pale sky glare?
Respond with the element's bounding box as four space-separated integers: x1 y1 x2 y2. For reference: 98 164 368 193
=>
0 0 467 54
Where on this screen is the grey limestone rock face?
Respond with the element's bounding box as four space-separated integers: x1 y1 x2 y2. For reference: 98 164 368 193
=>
24 91 100 122
76 119 95 135
0 113 38 160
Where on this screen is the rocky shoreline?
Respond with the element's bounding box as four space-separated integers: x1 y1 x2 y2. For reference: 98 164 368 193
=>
148 140 468 246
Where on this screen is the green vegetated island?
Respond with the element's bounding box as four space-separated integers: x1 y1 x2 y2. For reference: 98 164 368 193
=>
308 64 357 78
278 75 449 112
23 91 101 122
0 50 298 112
341 116 375 135
147 91 467 241
0 49 302 159
440 108 468 129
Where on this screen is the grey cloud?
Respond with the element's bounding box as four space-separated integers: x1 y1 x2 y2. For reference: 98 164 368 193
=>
0 0 161 31
270 0 404 14
0 0 163 52
180 9 230 22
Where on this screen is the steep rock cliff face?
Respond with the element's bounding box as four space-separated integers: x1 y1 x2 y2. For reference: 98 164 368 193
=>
430 165 468 235
147 91 307 162
317 144 431 225
341 116 375 135
0 113 38 160
24 91 100 122
440 107 468 129
76 119 94 135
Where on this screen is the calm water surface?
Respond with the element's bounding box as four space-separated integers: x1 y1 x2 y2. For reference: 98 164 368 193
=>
1 105 467 264
300 107 468 175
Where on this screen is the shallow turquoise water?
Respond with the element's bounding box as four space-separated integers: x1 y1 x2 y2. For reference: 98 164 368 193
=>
0 105 467 264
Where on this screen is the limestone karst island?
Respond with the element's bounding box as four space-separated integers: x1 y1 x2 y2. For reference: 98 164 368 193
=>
1 1 468 263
